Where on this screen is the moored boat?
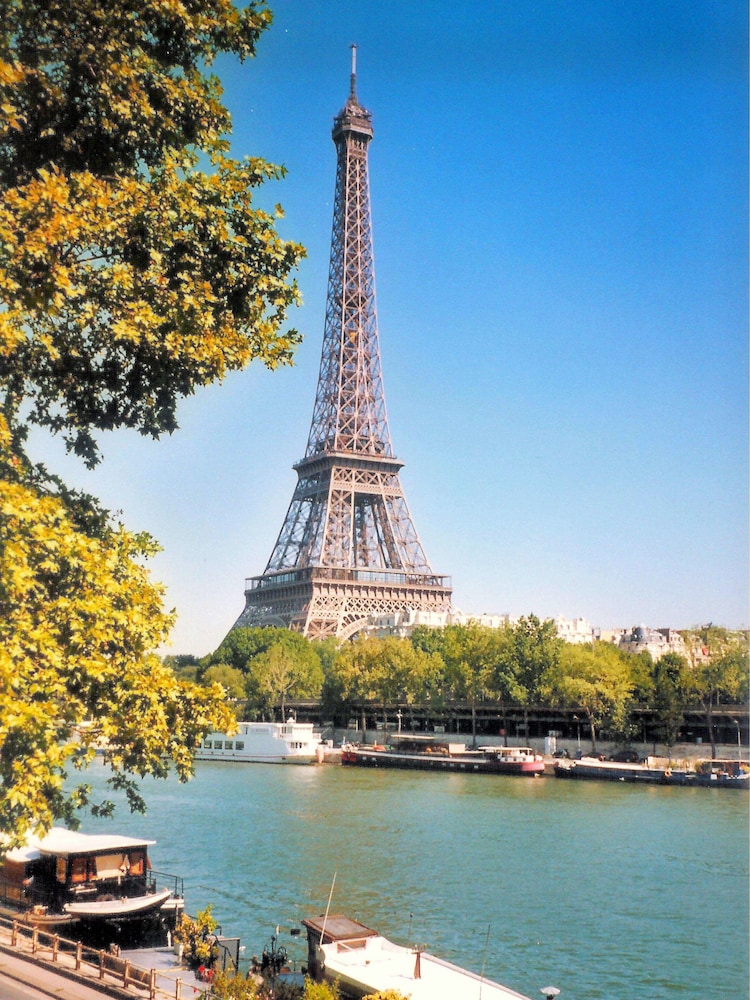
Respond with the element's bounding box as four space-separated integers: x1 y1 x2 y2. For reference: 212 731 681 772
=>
0 827 184 944
554 756 691 785
554 754 750 788
194 718 325 764
302 913 536 1000
693 758 750 789
341 736 545 776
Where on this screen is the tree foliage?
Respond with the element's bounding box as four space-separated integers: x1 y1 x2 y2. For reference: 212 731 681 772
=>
245 643 323 718
326 636 441 728
0 0 304 843
651 652 689 753
0 473 234 843
202 663 247 702
684 629 748 757
0 0 304 466
547 642 636 750
203 628 325 718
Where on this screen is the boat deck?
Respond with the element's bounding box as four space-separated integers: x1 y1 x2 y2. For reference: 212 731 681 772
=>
320 934 532 1000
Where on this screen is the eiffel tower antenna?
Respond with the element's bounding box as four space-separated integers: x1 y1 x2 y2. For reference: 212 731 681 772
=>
349 43 357 100
234 51 452 640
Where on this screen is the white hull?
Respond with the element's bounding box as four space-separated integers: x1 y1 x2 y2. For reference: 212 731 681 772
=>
303 915 533 1000
318 939 533 1000
194 753 318 764
64 887 173 919
194 719 323 765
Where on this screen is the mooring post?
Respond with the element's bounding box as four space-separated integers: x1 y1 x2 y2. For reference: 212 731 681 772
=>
149 967 156 1000
75 941 82 969
99 950 105 980
123 959 131 987
52 934 59 961
175 977 182 999
31 927 38 953
11 921 17 947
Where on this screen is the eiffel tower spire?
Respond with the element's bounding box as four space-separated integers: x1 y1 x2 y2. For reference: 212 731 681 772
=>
234 51 452 640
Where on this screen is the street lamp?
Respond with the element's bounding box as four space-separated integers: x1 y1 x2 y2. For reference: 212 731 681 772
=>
734 719 741 764
573 715 581 752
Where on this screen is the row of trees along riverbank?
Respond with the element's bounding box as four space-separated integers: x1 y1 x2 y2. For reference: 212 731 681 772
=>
167 619 749 759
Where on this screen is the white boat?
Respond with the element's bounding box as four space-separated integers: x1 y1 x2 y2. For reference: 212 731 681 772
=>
194 718 324 764
302 914 535 1000
64 886 173 918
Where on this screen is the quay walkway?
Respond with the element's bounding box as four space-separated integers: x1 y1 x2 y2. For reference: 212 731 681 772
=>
0 917 207 1000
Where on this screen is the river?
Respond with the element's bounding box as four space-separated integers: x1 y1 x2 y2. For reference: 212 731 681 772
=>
74 759 748 1000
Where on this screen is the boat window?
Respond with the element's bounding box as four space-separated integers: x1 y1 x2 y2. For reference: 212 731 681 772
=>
224 741 234 750
71 857 87 883
56 857 66 883
203 741 213 749
93 853 128 879
130 851 144 876
235 741 244 750
336 938 368 952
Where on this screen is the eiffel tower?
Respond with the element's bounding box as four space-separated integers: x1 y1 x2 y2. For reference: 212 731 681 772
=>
234 48 452 640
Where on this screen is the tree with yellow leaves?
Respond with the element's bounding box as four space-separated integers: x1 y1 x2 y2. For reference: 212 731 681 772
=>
0 0 304 843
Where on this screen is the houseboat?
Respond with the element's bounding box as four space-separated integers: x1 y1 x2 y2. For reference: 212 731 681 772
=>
194 718 325 764
302 913 536 1000
340 737 545 776
0 827 183 943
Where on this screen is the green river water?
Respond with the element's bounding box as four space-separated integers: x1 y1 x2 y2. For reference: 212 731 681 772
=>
75 760 748 1000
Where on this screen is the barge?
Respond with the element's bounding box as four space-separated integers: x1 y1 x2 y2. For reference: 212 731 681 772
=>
554 757 691 785
341 737 545 776
554 755 749 788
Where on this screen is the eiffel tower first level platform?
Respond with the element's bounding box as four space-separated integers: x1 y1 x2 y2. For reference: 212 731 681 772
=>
233 49 452 641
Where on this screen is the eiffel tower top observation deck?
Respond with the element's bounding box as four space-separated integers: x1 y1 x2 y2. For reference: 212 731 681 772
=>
234 48 452 640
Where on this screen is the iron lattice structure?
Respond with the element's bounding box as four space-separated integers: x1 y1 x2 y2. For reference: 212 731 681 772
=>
234 50 452 640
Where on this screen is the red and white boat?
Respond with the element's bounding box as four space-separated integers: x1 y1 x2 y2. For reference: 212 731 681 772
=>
341 736 545 776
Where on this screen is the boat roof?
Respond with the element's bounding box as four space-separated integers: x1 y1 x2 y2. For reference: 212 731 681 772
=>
303 914 380 943
316 928 533 1000
3 827 154 863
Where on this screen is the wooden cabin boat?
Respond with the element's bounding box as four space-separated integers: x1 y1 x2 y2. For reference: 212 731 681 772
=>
0 828 184 933
341 737 545 776
302 914 535 1000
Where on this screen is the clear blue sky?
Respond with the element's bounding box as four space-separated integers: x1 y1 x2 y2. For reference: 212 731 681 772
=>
32 1 748 654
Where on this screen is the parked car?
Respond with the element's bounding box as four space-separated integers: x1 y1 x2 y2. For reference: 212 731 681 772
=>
609 748 641 764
